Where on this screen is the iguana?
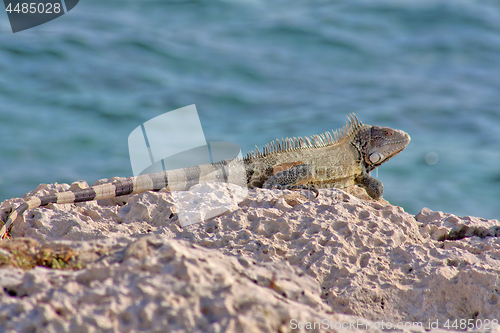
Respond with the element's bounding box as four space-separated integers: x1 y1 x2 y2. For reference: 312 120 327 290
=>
0 114 410 239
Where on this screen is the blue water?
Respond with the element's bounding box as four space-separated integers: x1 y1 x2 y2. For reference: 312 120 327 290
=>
0 0 499 220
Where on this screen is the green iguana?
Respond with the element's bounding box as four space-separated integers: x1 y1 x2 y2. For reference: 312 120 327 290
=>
0 114 410 239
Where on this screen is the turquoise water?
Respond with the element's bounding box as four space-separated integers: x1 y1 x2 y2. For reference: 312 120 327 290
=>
0 0 499 219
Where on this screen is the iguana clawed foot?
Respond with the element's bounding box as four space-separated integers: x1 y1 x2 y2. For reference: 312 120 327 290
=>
355 173 383 200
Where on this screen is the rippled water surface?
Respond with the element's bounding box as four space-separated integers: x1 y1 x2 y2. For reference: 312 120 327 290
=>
0 0 499 219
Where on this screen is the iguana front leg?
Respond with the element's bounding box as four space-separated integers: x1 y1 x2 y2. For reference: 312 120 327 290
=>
263 164 318 198
355 172 383 200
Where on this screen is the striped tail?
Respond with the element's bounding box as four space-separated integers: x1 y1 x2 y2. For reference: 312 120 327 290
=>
0 171 169 239
0 161 245 239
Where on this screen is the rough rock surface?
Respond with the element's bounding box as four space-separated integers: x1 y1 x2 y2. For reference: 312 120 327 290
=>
1 181 499 333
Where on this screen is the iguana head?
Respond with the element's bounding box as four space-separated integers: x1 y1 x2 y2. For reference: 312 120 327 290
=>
354 125 410 172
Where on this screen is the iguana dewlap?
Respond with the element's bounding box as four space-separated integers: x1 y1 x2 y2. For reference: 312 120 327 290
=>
1 114 410 238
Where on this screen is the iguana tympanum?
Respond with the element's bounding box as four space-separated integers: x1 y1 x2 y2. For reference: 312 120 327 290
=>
0 114 410 238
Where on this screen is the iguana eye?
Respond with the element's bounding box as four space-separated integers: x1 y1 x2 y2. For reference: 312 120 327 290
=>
369 152 384 164
383 130 393 137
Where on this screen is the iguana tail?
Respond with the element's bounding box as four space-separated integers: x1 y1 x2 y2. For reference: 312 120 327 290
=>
0 163 238 239
0 172 171 239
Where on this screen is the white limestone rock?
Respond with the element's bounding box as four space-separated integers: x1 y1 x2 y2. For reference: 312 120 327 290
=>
1 182 499 332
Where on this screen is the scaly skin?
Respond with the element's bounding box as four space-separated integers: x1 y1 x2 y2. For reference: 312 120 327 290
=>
1 114 410 239
244 115 410 199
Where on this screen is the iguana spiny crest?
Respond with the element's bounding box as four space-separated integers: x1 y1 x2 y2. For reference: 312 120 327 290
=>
243 114 410 199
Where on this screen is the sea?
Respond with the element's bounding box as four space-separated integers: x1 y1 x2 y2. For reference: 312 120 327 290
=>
0 0 499 220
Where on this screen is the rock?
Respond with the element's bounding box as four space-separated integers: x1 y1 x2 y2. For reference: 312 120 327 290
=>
416 207 500 240
1 182 499 332
0 236 373 333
